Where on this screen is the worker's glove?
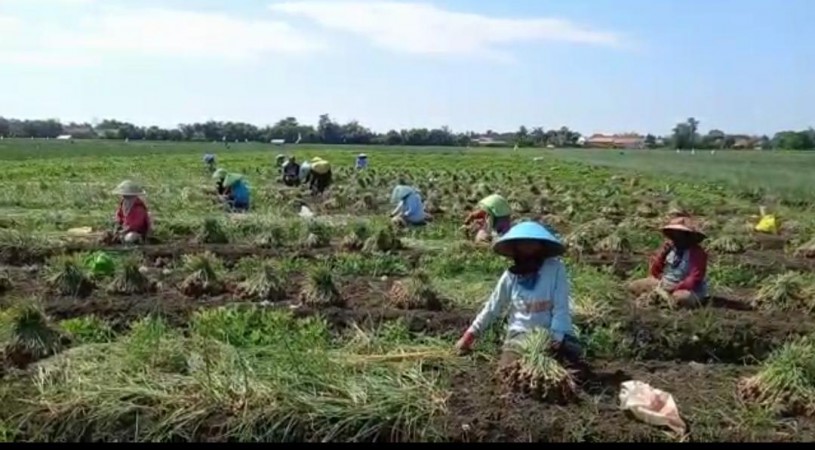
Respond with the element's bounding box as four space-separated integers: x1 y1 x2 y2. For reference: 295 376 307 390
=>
454 331 476 355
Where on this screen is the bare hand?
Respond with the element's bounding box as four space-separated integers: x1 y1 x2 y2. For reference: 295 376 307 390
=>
455 337 473 356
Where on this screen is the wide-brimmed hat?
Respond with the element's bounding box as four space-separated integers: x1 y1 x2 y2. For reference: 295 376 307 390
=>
112 180 145 196
212 168 227 180
493 220 564 258
358 153 367 158
661 216 706 241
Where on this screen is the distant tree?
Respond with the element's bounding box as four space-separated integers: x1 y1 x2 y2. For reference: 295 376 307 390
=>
644 134 657 149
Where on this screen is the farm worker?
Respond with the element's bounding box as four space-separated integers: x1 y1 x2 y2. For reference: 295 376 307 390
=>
455 221 584 369
221 173 251 212
390 185 426 227
355 153 368 170
275 154 286 170
211 168 227 196
309 157 333 194
112 180 151 244
282 156 301 187
299 159 312 184
627 215 709 308
463 194 513 242
203 153 216 172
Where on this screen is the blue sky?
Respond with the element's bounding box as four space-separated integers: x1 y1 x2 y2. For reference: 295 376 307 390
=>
0 0 812 136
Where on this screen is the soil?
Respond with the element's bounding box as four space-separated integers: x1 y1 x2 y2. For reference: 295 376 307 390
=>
4 242 815 441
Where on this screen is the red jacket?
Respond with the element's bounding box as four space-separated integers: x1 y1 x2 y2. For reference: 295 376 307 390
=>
115 198 151 236
649 241 707 292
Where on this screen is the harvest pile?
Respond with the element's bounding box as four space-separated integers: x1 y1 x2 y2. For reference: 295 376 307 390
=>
1 140 815 442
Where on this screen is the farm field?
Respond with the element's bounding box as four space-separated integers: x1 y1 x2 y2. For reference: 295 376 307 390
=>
2 139 815 442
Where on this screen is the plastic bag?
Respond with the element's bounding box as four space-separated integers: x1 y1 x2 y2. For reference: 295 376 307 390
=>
67 226 94 236
84 251 116 277
755 215 778 234
619 380 686 434
299 205 315 219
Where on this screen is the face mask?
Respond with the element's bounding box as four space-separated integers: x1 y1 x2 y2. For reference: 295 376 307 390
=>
508 257 544 290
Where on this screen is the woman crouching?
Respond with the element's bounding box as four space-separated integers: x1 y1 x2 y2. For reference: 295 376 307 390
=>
628 215 709 308
455 221 585 371
111 180 151 244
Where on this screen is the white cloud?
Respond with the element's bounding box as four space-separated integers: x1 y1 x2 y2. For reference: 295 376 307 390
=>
64 8 327 59
0 6 327 68
269 1 624 58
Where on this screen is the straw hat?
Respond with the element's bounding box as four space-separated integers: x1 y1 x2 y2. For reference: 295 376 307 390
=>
112 180 145 196
493 220 564 258
661 216 706 241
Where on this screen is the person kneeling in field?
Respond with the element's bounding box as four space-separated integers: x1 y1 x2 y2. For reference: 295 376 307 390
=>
112 180 151 244
463 194 513 243
308 157 333 195
455 221 586 370
211 168 227 196
203 153 216 173
627 215 709 308
220 172 251 212
389 184 427 228
282 156 301 187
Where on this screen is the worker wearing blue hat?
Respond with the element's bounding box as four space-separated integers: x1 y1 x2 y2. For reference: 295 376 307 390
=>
455 220 585 369
355 153 368 170
203 153 216 173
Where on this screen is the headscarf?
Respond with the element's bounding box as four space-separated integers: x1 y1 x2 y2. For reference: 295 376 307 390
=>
223 173 244 188
212 168 227 180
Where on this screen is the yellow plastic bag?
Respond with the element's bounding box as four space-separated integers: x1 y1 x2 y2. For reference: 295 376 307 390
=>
755 215 778 234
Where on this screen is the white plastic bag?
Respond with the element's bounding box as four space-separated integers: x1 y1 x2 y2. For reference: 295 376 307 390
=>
299 205 314 219
619 380 686 434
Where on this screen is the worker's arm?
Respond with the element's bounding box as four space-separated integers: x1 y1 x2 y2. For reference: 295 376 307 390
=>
672 247 708 292
390 200 404 217
549 260 573 344
457 272 512 350
648 241 672 279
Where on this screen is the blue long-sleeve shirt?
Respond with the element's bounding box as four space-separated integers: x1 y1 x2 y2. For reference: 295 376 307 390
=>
467 258 574 343
393 192 425 224
227 179 250 206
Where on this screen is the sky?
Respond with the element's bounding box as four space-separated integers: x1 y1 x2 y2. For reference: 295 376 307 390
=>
0 0 812 136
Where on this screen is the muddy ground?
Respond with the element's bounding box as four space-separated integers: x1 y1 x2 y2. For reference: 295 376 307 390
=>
3 241 815 441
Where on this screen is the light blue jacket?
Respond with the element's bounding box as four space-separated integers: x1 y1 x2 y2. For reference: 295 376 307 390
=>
396 192 425 224
467 258 574 343
299 161 312 180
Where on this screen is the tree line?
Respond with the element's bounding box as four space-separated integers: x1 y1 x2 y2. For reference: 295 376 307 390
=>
0 115 812 150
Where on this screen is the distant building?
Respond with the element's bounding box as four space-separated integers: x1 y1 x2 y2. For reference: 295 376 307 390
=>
584 133 645 149
472 136 508 146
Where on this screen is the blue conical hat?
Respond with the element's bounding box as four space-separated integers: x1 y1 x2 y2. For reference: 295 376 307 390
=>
493 220 564 257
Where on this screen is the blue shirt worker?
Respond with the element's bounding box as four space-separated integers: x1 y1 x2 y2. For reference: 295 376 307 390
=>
455 221 586 370
203 153 216 172
222 173 250 212
390 185 426 227
355 153 368 170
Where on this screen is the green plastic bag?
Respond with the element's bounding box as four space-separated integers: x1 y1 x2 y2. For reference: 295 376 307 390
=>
85 252 115 277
